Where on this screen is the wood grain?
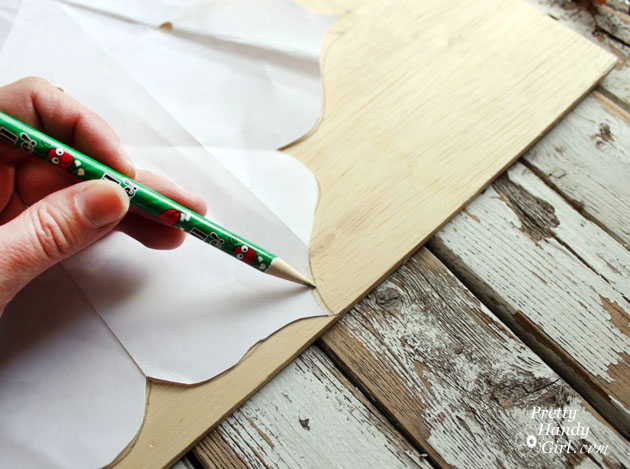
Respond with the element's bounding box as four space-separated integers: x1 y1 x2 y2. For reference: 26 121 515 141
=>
319 248 630 468
191 347 429 468
525 0 630 106
111 0 616 466
523 92 630 248
429 162 630 437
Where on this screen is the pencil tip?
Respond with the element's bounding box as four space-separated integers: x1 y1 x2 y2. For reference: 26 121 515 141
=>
266 258 316 288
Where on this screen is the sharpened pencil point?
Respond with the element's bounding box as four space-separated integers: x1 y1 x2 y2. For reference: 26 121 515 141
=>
267 258 316 287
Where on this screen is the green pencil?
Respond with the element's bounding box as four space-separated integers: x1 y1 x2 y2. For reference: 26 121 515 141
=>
0 111 314 287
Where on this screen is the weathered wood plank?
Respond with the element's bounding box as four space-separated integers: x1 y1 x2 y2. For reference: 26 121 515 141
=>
191 347 429 469
522 92 630 249
525 0 630 105
595 3 630 44
428 162 630 438
505 163 630 300
596 0 630 15
319 248 630 468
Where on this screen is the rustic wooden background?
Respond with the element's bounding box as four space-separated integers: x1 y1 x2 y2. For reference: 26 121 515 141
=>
171 1 630 467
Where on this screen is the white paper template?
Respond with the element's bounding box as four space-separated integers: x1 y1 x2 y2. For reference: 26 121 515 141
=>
60 0 333 149
0 0 330 466
0 266 146 468
0 0 19 45
208 147 319 245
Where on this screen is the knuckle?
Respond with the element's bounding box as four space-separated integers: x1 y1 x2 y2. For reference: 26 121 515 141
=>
19 76 52 91
29 204 77 260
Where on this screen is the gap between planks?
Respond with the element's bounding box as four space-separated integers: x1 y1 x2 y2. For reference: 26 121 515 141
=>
523 90 630 250
428 149 630 439
318 248 630 468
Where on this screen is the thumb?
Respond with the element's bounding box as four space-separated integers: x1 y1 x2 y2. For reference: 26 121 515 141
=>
0 180 129 311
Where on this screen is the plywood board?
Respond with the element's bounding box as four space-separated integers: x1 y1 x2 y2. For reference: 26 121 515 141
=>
111 0 616 466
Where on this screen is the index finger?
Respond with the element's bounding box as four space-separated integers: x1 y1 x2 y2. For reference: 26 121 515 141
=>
0 77 135 177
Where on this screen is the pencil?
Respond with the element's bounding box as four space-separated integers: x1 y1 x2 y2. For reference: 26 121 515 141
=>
0 111 315 288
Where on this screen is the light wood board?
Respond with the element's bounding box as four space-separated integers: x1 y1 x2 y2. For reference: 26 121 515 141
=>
111 0 616 467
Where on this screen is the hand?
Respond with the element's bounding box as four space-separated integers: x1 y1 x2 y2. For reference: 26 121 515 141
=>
0 77 207 313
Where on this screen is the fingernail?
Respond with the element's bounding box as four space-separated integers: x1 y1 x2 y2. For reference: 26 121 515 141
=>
76 181 130 228
169 181 205 209
119 147 136 176
170 180 195 199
